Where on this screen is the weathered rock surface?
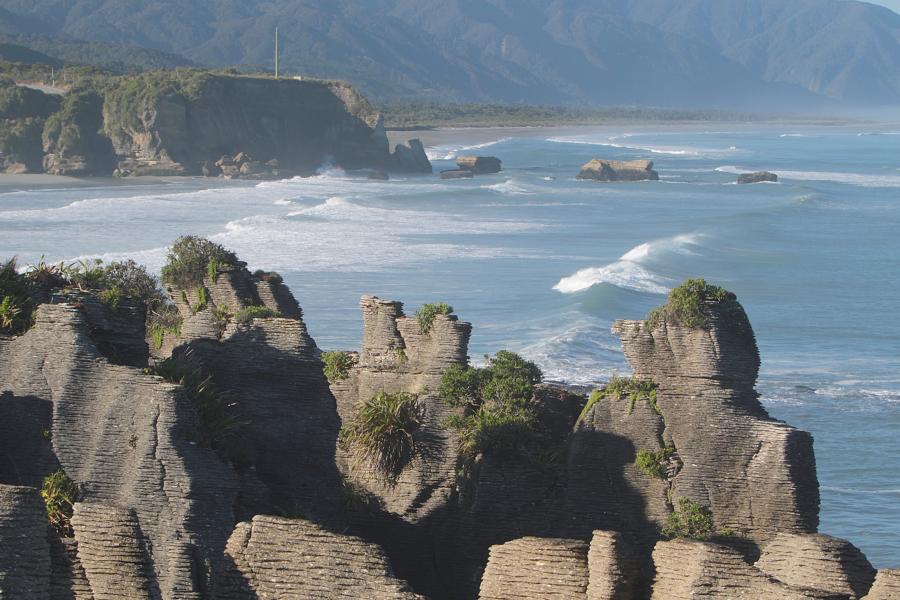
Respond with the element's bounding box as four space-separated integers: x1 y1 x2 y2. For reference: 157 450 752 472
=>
0 485 51 599
393 138 433 173
576 159 659 182
457 156 501 174
479 537 589 599
863 570 900 599
217 515 421 599
42 90 117 176
440 168 475 179
756 533 876 599
737 171 778 184
612 300 819 547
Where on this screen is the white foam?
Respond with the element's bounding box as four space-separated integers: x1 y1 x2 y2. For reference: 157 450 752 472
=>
553 234 701 294
482 179 533 195
546 136 738 158
425 137 512 161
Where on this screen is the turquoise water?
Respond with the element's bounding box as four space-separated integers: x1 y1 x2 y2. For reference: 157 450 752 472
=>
1 124 898 566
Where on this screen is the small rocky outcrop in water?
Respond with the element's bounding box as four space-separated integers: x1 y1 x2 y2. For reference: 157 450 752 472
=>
737 170 779 184
439 168 474 179
577 158 659 182
392 138 432 173
457 155 502 174
0 246 895 599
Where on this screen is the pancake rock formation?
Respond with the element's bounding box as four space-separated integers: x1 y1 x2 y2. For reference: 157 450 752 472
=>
0 247 894 599
576 159 659 182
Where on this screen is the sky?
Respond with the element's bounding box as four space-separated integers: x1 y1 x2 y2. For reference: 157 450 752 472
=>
867 0 900 12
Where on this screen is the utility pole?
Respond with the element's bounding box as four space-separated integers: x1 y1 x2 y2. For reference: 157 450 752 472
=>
275 27 279 78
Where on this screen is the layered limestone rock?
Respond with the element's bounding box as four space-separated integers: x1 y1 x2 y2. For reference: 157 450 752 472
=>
863 570 900 599
576 159 659 182
217 515 421 599
650 538 838 599
0 485 51 598
479 537 590 599
440 168 475 179
756 533 876 599
0 303 239 597
478 531 635 600
392 139 433 173
331 296 471 518
612 298 819 547
457 156 501 174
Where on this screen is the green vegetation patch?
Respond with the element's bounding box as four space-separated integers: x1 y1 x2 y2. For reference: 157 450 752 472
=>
415 302 453 334
0 117 45 169
661 497 729 541
577 375 659 424
161 236 237 290
0 258 35 335
635 445 675 480
646 278 738 329
146 356 242 450
147 305 182 350
440 351 543 461
340 391 421 483
323 350 356 383
233 305 281 324
41 469 78 537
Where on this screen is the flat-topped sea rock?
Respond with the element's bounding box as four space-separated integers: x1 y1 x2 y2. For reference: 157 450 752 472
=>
457 155 502 174
738 171 778 184
576 159 659 182
440 168 475 179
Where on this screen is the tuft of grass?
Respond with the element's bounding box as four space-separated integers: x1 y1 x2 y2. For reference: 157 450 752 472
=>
41 469 78 537
415 302 453 333
191 286 209 314
577 375 659 425
661 497 726 541
646 278 738 329
147 305 182 350
146 356 242 449
161 236 237 290
233 305 281 324
207 258 219 283
0 257 36 335
323 350 356 383
98 285 121 309
212 304 233 337
635 445 675 479
340 391 421 483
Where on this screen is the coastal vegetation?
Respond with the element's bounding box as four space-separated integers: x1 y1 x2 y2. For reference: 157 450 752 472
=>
161 236 237 290
340 391 421 483
635 446 676 480
577 375 660 425
233 305 281 324
646 278 739 329
662 497 731 541
415 302 453 334
441 351 543 461
41 469 78 537
323 351 356 384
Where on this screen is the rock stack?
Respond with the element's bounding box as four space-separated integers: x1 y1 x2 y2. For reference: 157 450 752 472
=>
576 159 659 182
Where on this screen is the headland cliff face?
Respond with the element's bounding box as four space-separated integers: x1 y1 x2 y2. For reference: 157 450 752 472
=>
0 246 895 600
0 73 431 177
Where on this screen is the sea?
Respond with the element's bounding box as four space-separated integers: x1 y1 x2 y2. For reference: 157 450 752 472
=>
1 124 898 567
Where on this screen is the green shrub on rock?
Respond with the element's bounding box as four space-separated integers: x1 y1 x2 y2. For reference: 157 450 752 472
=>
577 375 659 425
661 497 729 541
161 236 237 290
323 350 356 383
440 351 543 460
415 302 453 333
147 305 182 350
0 258 35 334
340 391 421 483
646 278 738 329
635 445 675 479
233 305 281 324
41 469 78 537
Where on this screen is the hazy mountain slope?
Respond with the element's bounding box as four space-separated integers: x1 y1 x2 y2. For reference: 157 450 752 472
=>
0 0 895 107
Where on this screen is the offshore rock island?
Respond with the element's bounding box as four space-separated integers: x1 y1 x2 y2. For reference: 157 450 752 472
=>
0 240 897 599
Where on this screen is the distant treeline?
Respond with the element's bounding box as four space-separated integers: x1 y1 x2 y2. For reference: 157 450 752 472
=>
382 102 760 128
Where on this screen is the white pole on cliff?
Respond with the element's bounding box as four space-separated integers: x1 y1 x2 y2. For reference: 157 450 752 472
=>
275 27 279 79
